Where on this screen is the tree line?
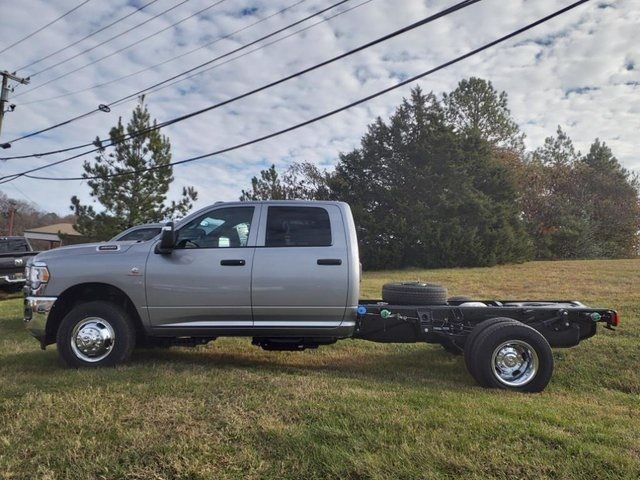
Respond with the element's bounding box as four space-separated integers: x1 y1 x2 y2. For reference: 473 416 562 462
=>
14 79 636 268
240 78 640 269
0 192 75 238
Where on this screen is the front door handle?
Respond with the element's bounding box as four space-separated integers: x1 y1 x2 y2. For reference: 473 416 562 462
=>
317 258 342 266
220 259 246 266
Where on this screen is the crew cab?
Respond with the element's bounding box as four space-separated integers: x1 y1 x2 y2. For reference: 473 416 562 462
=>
0 236 38 291
23 201 618 392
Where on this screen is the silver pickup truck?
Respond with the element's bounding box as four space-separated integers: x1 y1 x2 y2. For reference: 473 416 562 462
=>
23 200 618 392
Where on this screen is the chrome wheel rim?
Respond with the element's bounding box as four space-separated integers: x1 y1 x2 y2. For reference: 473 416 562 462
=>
71 317 115 362
491 340 539 387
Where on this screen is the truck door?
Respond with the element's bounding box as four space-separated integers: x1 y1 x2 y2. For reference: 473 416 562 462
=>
145 205 259 330
251 204 349 327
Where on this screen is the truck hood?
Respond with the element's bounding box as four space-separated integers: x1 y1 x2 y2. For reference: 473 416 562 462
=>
32 241 141 263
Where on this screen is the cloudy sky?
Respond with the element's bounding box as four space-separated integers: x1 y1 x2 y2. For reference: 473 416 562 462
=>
0 0 637 215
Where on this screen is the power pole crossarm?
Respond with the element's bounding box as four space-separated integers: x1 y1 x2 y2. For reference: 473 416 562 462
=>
0 70 30 146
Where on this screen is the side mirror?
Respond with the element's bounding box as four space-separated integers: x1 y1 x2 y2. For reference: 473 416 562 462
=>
155 222 177 254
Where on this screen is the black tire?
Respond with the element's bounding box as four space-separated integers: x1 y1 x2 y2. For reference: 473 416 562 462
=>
381 281 447 305
467 321 554 392
56 300 136 368
463 317 519 384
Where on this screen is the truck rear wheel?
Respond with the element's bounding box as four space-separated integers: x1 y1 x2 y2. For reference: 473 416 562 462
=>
466 321 554 392
381 282 447 305
463 317 517 380
56 301 136 368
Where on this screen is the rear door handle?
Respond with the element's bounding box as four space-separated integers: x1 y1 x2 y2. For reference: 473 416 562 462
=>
317 258 342 266
220 259 246 266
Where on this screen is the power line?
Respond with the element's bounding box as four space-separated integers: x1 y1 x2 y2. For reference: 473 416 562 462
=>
114 0 373 107
0 0 93 55
107 0 355 107
1 0 471 162
1 143 101 183
10 183 42 210
0 1 365 164
0 0 590 184
14 0 192 87
0 0 357 160
4 0 354 146
15 0 161 73
18 0 309 106
0 162 44 216
27 0 228 83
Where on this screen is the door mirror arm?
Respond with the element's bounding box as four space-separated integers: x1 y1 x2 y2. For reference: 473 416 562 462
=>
155 221 177 254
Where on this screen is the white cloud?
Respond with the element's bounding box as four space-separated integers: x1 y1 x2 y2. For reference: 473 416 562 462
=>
0 0 638 215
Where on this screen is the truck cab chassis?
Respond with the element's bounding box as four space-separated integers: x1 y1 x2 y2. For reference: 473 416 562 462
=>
22 201 618 393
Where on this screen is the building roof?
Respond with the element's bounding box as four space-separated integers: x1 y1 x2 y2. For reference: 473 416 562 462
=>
24 223 82 242
25 223 81 236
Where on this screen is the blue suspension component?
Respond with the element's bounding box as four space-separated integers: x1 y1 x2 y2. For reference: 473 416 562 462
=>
357 305 367 315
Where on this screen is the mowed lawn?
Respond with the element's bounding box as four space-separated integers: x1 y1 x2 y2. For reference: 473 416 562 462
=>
1 260 639 479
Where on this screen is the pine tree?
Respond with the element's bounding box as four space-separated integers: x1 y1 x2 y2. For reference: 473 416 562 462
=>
240 162 331 201
442 77 525 152
71 98 197 241
332 87 531 269
239 165 286 201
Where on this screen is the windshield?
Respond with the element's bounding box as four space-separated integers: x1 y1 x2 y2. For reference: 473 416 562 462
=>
0 239 30 253
114 227 162 242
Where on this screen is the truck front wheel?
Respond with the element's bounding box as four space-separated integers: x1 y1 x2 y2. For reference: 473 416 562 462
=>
466 322 554 393
56 301 136 368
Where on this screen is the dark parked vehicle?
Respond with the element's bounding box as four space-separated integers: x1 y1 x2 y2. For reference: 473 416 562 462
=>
23 201 619 392
0 236 38 291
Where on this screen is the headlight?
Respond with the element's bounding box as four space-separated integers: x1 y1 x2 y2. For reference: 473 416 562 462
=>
28 262 50 288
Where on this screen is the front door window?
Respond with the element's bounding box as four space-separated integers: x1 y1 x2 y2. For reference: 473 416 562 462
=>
176 207 254 249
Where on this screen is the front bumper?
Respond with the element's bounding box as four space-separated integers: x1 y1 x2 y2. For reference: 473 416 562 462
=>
23 296 57 340
0 273 26 285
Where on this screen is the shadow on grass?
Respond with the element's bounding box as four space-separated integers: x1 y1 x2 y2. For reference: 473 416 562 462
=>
1 343 475 390
0 290 24 300
139 346 470 384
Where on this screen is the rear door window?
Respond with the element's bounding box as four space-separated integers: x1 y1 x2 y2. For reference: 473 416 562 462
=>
265 206 332 247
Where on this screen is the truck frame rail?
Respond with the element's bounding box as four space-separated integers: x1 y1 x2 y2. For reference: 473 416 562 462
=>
354 299 619 348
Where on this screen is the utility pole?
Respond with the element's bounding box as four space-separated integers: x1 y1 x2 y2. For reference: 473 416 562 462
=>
0 70 30 146
7 202 16 236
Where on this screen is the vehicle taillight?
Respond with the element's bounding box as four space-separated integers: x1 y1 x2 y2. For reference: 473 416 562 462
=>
610 311 620 327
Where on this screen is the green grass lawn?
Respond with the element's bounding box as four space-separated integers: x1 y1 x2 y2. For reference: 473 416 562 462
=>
1 259 639 479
